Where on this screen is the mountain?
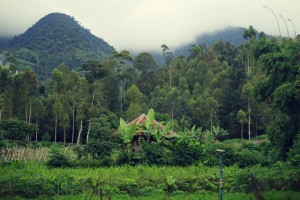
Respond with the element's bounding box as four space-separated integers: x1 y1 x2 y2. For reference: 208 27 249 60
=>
2 13 114 76
174 27 271 57
0 37 13 49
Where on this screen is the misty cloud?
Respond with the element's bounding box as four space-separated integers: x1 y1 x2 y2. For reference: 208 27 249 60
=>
0 0 299 52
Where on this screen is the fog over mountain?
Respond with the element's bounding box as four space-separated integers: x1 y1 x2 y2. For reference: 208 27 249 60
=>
0 0 299 52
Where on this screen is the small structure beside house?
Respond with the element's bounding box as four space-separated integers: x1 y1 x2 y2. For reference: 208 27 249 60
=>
128 114 177 152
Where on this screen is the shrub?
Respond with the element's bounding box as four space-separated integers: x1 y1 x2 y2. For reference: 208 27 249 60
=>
171 140 202 166
200 143 219 167
46 148 71 168
288 133 300 167
236 149 267 168
143 143 167 165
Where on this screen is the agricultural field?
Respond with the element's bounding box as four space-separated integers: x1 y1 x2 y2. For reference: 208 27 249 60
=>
0 137 299 199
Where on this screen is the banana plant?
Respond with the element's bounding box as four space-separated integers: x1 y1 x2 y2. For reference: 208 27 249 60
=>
139 108 156 143
212 126 229 140
118 118 137 144
153 122 171 144
118 118 137 165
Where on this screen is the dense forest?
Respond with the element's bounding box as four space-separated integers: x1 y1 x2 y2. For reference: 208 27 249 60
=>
0 13 300 200
1 27 300 156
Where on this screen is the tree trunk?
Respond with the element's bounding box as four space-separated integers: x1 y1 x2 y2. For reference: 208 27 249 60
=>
171 106 174 130
86 121 91 144
255 115 258 137
77 119 83 145
55 115 57 143
35 115 38 142
120 81 123 112
9 90 13 119
169 65 172 88
247 55 250 76
72 104 75 144
25 107 28 123
92 89 95 106
0 91 2 121
210 110 213 135
248 97 251 141
29 97 32 123
241 122 244 141
63 125 66 145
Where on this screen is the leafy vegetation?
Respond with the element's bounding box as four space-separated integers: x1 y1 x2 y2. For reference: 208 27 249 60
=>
0 161 299 199
0 14 299 199
2 13 114 78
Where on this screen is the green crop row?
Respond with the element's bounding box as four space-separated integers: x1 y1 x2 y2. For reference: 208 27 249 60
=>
0 161 299 199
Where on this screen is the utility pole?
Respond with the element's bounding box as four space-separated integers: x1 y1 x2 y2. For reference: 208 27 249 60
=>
217 149 225 200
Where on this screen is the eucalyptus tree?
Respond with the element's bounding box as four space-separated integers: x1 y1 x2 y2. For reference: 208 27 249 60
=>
161 44 173 88
237 109 247 141
22 68 37 124
52 96 63 143
124 84 143 121
242 82 254 141
49 67 66 143
0 66 10 121
81 60 111 143
69 70 80 144
76 100 88 145
49 68 64 96
206 96 219 134
82 60 110 106
134 52 157 96
61 112 70 145
31 97 45 141
113 50 134 114
243 26 256 40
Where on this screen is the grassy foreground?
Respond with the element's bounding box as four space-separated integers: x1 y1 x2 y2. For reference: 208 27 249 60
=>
1 161 299 199
12 191 300 200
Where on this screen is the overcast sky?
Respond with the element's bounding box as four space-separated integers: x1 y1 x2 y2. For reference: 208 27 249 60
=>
0 0 299 52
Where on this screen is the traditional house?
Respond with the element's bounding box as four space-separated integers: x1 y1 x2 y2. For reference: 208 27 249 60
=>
128 114 177 152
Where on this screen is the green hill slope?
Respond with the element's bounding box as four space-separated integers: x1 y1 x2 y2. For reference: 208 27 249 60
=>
4 13 114 76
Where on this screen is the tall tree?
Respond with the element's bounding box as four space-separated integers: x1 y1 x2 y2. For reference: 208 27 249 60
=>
61 112 70 145
53 96 63 143
82 60 112 144
237 109 247 141
124 84 143 121
134 52 157 96
31 97 45 141
161 44 173 88
253 38 300 156
206 97 219 134
243 26 256 40
22 68 37 124
242 82 254 141
0 66 10 121
113 50 134 114
69 70 80 144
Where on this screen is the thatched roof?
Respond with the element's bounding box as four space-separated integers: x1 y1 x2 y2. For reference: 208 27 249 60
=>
128 114 177 138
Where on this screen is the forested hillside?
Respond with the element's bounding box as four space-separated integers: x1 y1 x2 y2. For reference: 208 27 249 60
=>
0 26 299 159
1 13 114 78
174 26 271 57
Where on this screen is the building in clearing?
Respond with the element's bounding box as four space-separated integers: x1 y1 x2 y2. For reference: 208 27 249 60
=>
128 114 177 152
